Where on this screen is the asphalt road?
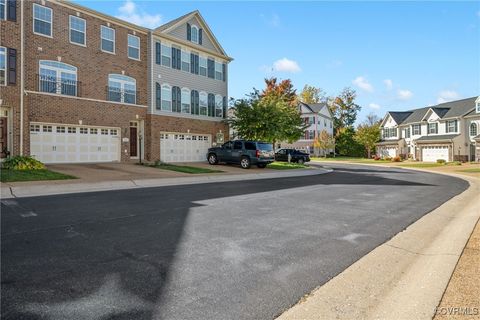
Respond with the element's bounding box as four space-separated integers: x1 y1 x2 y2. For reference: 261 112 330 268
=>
1 163 469 320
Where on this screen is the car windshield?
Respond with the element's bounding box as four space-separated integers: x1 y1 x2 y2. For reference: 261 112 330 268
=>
257 143 273 151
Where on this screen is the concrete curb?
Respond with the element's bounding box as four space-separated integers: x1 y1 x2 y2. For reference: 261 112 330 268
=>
0 168 332 199
277 164 480 320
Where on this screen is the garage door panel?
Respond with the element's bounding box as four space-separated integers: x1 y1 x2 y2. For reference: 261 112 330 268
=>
30 123 120 164
160 132 211 163
422 146 449 162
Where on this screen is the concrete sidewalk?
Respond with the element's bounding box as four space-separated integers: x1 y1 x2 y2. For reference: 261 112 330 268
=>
277 166 480 320
0 167 331 199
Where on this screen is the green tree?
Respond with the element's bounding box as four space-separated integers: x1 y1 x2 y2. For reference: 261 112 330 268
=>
261 78 298 107
329 87 361 135
228 87 307 151
354 113 381 158
335 127 364 157
299 85 326 104
314 129 335 157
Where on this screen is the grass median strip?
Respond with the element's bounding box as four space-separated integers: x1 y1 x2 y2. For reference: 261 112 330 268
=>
150 163 223 174
457 168 480 173
267 162 308 170
0 169 77 182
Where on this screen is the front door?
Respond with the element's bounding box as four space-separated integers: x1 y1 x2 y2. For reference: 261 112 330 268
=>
130 126 138 158
0 117 8 158
471 144 476 162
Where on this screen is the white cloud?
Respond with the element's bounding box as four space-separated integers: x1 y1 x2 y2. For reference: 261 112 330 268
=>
266 58 301 73
437 90 460 104
352 76 374 92
397 89 413 100
383 79 393 90
369 103 381 110
477 10 480 17
116 0 162 29
260 13 280 28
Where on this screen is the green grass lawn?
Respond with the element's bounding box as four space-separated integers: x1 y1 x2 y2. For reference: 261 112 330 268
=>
456 168 480 173
267 162 308 170
151 163 223 174
398 163 445 168
0 169 77 182
311 156 390 163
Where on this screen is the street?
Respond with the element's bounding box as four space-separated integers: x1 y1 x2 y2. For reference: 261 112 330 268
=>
1 164 468 320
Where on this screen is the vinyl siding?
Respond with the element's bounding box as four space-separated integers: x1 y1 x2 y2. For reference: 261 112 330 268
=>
167 17 219 54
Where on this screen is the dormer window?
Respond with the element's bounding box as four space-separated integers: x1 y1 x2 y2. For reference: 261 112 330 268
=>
187 23 202 45
476 96 480 113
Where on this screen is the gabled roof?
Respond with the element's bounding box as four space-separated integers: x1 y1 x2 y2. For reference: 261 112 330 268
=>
382 96 478 126
153 10 229 57
415 134 459 142
299 102 332 117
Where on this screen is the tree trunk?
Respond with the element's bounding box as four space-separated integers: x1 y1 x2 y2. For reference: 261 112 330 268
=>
367 148 371 159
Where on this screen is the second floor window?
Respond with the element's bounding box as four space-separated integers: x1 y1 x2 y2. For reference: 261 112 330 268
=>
428 123 438 134
0 0 6 21
215 94 223 118
107 74 136 104
39 60 77 96
446 120 458 133
383 127 396 138
161 44 171 67
181 88 191 113
215 62 223 81
207 59 214 79
412 124 421 135
470 123 478 137
190 53 199 75
199 91 208 116
33 4 52 37
69 16 86 46
404 127 411 138
128 34 140 60
181 50 190 72
0 47 5 86
199 57 207 76
101 26 115 53
161 84 172 111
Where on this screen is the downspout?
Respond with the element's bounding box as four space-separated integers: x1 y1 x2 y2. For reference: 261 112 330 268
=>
19 0 24 155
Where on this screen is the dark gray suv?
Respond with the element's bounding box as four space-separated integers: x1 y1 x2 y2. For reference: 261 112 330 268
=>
207 140 274 169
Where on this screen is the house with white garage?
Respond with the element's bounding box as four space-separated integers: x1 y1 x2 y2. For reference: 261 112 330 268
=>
281 102 334 155
377 96 480 162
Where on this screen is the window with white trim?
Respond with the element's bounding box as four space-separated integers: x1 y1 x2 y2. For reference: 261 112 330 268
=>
181 88 191 113
161 84 172 111
215 61 223 81
446 120 457 133
128 34 140 60
39 60 77 96
33 4 52 37
470 123 477 137
0 0 6 21
107 74 136 104
199 56 207 76
101 25 115 53
412 124 421 135
428 123 438 134
69 16 86 46
161 44 171 67
215 94 223 118
181 50 190 72
199 91 207 116
191 25 199 44
0 47 5 86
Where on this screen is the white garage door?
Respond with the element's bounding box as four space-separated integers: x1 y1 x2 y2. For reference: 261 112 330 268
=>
379 147 396 158
422 146 449 162
160 132 211 162
30 123 120 163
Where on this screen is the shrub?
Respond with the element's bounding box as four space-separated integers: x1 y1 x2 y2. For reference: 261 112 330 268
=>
436 159 446 165
392 156 401 162
448 161 462 166
373 155 381 161
385 156 392 161
2 156 45 170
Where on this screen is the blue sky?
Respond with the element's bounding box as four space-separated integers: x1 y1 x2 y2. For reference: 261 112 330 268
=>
75 0 480 122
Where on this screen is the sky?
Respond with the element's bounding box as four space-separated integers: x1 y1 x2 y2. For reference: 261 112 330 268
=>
74 0 480 122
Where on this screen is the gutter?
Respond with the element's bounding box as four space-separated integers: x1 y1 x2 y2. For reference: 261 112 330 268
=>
19 0 24 155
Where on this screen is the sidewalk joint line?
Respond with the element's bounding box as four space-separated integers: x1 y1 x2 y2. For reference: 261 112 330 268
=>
385 244 460 257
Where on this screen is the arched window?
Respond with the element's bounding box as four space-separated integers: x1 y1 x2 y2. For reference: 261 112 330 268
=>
191 25 199 44
161 84 172 111
181 88 191 113
172 86 181 112
39 60 77 96
471 123 478 137
199 91 207 116
107 74 136 104
215 94 223 118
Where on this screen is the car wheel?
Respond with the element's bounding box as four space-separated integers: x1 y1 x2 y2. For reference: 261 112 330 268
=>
240 157 251 169
297 158 304 165
257 163 267 168
208 153 218 165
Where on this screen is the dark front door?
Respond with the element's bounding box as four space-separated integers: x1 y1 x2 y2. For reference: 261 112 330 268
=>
0 117 7 158
471 144 476 162
130 127 137 157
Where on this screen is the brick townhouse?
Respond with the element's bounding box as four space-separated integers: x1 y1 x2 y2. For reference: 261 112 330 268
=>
0 0 231 164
